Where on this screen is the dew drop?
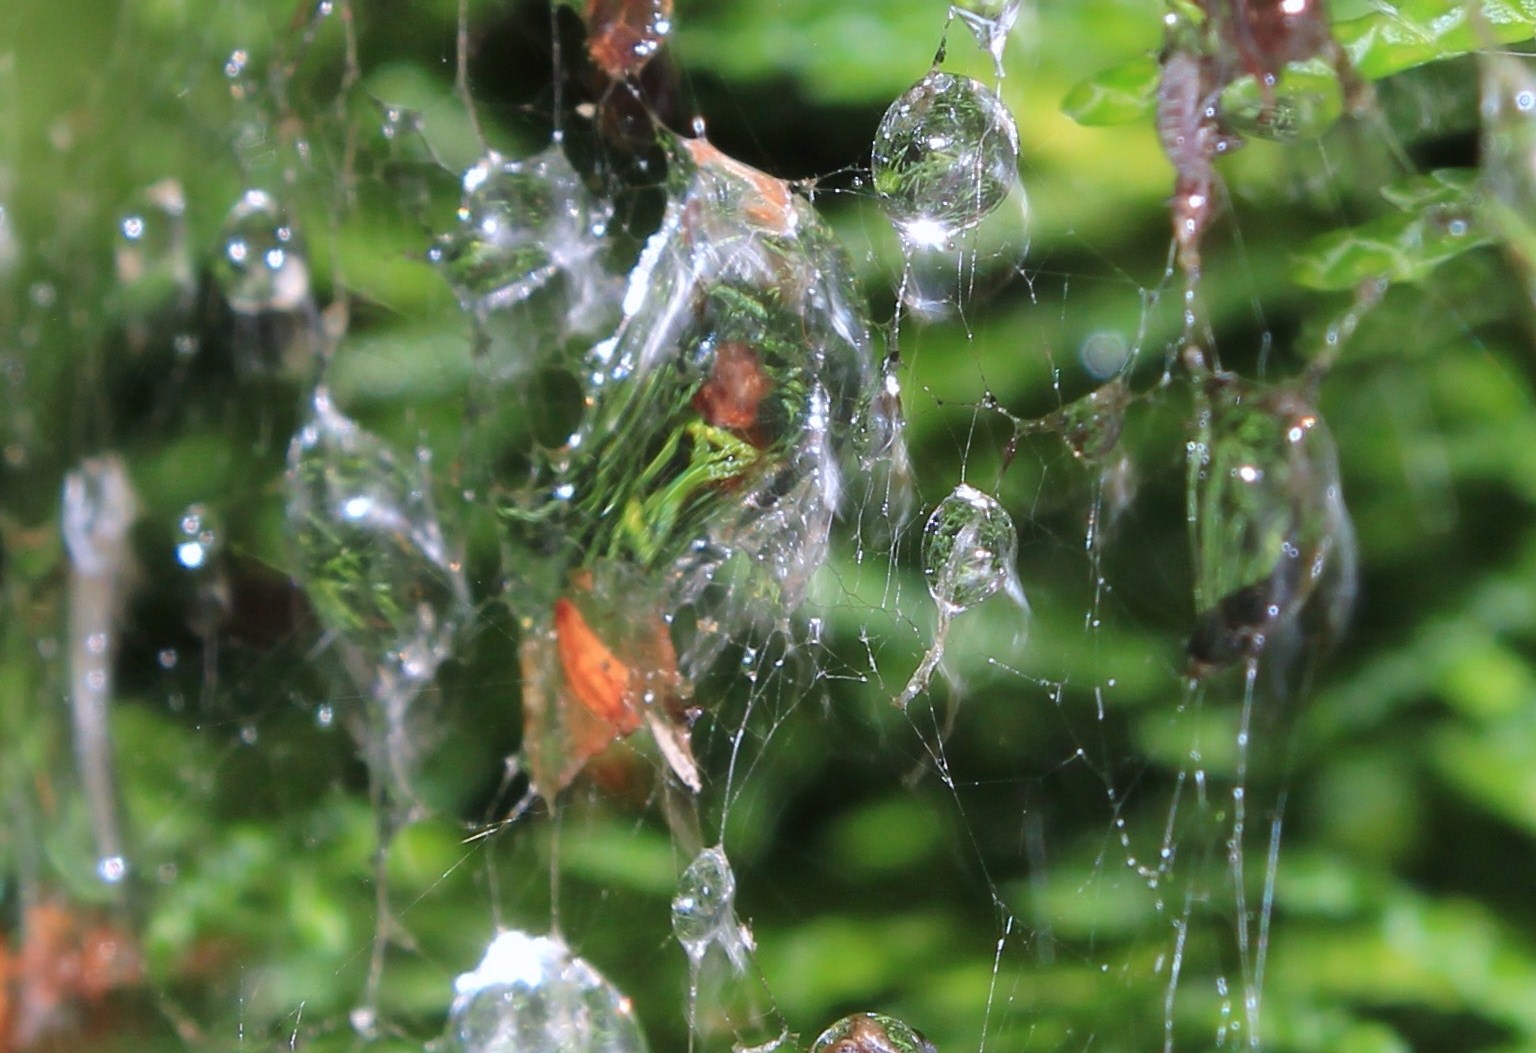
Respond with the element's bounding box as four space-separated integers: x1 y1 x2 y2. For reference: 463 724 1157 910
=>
811 1012 939 1053
435 147 615 322
96 855 128 884
0 202 17 276
114 179 192 317
922 483 1022 614
950 0 1022 70
1186 374 1355 678
445 930 646 1053
175 502 220 571
1480 51 1536 291
672 845 741 964
286 388 471 800
872 72 1019 247
215 189 311 315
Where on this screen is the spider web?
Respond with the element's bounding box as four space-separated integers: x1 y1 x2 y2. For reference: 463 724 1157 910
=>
2 2 1535 1053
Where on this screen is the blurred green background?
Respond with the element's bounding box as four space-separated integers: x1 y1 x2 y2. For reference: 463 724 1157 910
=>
3 0 1536 1051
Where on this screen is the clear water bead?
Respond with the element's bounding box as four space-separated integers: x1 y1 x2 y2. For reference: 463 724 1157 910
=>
1481 51 1536 283
950 0 1022 66
922 484 1021 613
1186 374 1355 676
215 189 311 314
433 146 615 321
114 178 192 308
286 389 470 703
810 1012 939 1053
175 503 220 571
446 930 647 1053
872 72 1019 247
672 845 738 959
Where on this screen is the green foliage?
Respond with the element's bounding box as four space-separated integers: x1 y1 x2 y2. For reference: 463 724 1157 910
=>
2 1 1536 1052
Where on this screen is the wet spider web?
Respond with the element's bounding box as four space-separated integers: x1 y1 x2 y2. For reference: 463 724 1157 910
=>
3 1 1536 1053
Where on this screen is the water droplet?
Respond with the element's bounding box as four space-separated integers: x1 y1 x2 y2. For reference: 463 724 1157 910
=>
175 502 221 571
513 135 880 795
672 845 746 966
1482 52 1536 290
950 0 1022 70
872 72 1019 247
96 855 128 884
316 702 335 728
922 484 1022 614
1186 375 1354 677
215 189 311 315
811 1012 939 1053
585 0 673 80
114 179 191 320
157 648 179 670
445 930 646 1053
287 389 471 800
0 202 16 276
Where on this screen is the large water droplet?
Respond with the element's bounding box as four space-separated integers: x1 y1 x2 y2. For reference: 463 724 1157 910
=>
63 455 139 888
433 146 616 328
872 72 1019 248
672 845 747 966
114 179 192 317
446 930 648 1053
810 1012 939 1053
511 134 880 795
922 483 1022 614
286 389 471 799
215 189 311 315
1186 374 1355 677
546 135 875 618
585 0 673 79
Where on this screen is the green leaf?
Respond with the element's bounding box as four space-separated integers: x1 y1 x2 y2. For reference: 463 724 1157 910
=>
1060 55 1160 125
1292 205 1491 289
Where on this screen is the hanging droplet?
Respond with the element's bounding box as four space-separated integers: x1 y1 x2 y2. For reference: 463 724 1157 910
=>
509 134 879 795
672 845 749 968
286 389 471 801
0 201 17 276
114 179 192 312
1186 373 1355 678
949 0 1022 71
922 484 1023 614
175 503 221 571
1480 51 1536 291
872 72 1019 248
432 146 616 324
215 189 311 315
445 930 647 1053
586 0 673 79
810 1013 939 1053
897 483 1025 709
62 455 139 887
